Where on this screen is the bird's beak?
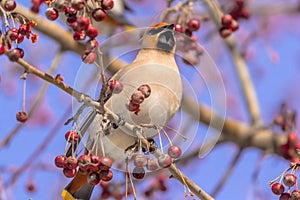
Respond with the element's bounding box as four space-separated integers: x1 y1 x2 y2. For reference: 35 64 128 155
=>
164 24 174 31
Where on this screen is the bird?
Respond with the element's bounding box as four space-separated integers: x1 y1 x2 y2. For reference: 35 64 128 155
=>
62 22 182 200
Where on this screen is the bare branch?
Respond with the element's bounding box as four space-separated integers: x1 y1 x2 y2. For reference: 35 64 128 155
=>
202 0 262 125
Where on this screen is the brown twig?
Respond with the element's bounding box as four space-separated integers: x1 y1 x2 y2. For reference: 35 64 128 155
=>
0 49 64 147
202 0 262 125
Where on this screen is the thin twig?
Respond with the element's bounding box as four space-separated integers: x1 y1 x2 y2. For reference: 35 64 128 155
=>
0 50 64 147
211 148 243 197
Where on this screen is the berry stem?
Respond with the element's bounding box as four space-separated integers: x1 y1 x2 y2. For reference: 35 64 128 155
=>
20 72 28 112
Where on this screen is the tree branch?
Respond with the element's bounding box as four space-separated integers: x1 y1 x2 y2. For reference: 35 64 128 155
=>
202 0 262 125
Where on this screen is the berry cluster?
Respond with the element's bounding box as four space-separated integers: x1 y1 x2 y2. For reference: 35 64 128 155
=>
174 18 200 38
219 14 239 38
280 132 300 163
173 18 203 66
0 1 38 61
269 164 300 199
55 130 113 184
127 84 151 115
43 0 114 63
130 145 182 180
229 0 251 21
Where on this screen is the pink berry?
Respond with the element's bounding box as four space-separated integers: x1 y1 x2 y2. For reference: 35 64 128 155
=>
187 19 200 32
132 167 145 179
158 155 172 168
174 23 184 33
65 130 79 143
131 91 145 104
219 27 232 38
127 101 140 112
109 80 123 94
88 172 100 185
63 168 77 178
283 174 297 187
0 44 4 55
4 0 16 11
138 84 151 98
146 158 159 171
92 8 106 21
82 50 96 64
280 193 291 200
101 0 114 10
54 155 67 168
45 7 59 21
133 154 147 167
100 170 113 181
167 145 182 159
100 157 112 170
66 156 78 169
16 111 28 122
85 25 98 39
221 14 233 27
271 183 284 195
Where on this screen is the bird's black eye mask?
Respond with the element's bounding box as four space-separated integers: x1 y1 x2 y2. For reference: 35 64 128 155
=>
148 25 170 35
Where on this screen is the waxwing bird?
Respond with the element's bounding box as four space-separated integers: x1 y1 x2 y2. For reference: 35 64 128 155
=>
62 23 182 200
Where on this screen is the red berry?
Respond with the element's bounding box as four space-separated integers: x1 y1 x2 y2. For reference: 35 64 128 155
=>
158 155 172 168
174 23 184 33
16 111 28 122
291 190 300 200
127 101 140 112
85 25 98 39
17 34 24 43
63 168 77 178
100 157 112 170
133 154 147 167
101 0 114 10
100 170 113 181
66 156 78 169
138 84 151 98
73 31 86 41
131 91 145 104
109 80 123 94
0 44 4 55
146 158 159 171
132 167 145 179
82 50 96 64
230 20 239 32
4 0 16 11
18 24 31 35
7 28 19 40
271 183 284 195
283 174 297 187
90 155 101 165
280 192 291 200
76 16 90 30
219 27 232 38
187 19 200 32
26 182 36 193
54 155 67 168
92 8 106 21
288 133 298 145
167 145 182 159
221 14 233 27
87 173 100 185
64 7 77 18
45 7 59 21
65 130 79 143
86 39 99 50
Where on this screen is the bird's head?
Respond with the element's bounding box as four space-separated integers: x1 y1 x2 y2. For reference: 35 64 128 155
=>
141 23 176 53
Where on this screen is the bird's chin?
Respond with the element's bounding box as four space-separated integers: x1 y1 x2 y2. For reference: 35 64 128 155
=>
157 30 175 52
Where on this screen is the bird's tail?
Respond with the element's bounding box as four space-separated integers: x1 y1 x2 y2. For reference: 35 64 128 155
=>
62 173 94 200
